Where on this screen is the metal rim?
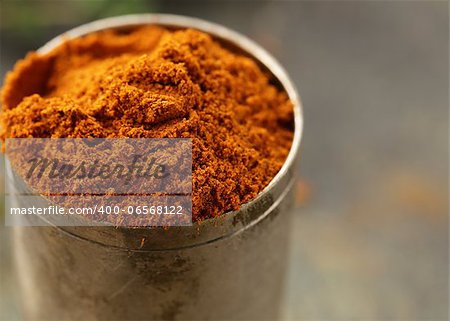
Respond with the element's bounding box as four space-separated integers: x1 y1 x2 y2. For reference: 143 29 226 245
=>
5 14 305 250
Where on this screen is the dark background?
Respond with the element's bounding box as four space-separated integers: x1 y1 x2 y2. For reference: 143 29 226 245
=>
1 1 448 320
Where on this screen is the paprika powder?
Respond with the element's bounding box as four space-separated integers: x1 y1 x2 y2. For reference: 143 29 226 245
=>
0 26 294 222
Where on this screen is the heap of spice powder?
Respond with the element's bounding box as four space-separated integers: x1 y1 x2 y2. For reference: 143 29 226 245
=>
0 26 294 222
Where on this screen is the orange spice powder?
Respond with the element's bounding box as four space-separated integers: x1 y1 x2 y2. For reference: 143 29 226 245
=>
0 26 294 222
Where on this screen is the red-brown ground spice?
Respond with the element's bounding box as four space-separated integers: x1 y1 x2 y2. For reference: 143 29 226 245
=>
0 26 294 222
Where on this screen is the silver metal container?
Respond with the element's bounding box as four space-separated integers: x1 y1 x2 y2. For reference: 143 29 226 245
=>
10 14 304 321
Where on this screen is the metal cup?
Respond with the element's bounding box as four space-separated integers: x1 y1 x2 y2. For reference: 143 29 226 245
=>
9 14 304 321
